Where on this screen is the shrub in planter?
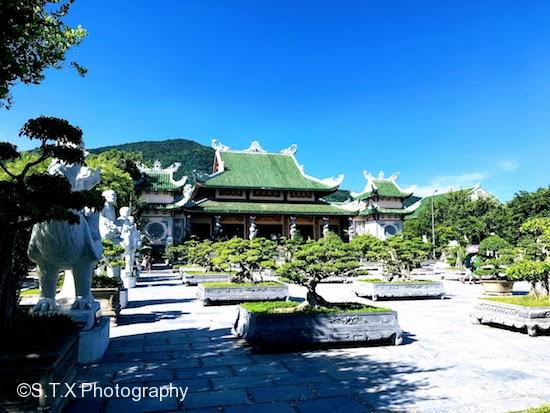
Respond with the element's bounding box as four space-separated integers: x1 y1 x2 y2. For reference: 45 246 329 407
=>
101 239 125 278
0 313 79 412
235 234 403 347
197 237 283 304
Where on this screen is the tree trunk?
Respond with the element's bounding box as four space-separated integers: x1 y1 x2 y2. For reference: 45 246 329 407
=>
0 226 18 327
305 282 334 308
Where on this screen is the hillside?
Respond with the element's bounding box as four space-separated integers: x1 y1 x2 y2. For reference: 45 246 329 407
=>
90 139 214 179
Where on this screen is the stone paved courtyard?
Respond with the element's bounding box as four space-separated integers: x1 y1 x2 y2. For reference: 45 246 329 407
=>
66 268 550 413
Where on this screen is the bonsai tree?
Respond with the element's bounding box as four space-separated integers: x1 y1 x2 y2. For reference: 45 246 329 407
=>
166 244 189 265
186 239 222 271
279 233 304 263
350 234 386 263
0 117 101 327
379 234 430 281
277 232 360 307
100 239 125 276
475 235 513 280
212 237 278 283
507 217 550 296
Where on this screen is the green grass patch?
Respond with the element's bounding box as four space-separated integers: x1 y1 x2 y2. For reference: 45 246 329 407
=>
358 279 439 284
483 296 550 307
511 405 550 413
203 281 282 288
20 288 41 296
240 301 391 315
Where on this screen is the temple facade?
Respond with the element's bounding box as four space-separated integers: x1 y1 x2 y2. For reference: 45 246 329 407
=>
342 171 414 240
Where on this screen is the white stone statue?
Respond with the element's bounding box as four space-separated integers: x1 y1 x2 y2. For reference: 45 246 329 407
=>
322 217 330 237
117 207 140 279
347 218 356 241
289 216 298 239
99 190 121 243
249 216 257 240
28 159 103 313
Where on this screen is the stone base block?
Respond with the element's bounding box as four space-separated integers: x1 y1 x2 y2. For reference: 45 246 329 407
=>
78 316 110 364
471 300 550 337
234 306 403 348
354 281 445 301
197 284 289 305
122 276 136 289
119 288 128 309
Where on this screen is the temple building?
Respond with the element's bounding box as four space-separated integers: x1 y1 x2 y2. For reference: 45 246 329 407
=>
342 171 415 240
137 161 190 246
181 140 352 240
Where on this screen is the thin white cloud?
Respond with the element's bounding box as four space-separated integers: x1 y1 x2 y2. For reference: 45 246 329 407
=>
408 171 487 198
497 159 520 172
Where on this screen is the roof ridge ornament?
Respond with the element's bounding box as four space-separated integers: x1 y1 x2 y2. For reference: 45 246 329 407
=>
321 174 344 187
244 140 266 153
378 170 385 179
363 170 375 181
212 139 230 152
388 171 400 181
280 144 298 155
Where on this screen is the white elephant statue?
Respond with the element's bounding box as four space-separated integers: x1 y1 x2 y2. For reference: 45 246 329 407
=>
28 159 103 313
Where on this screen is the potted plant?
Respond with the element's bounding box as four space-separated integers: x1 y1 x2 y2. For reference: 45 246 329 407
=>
0 314 79 413
181 239 231 285
475 235 514 295
91 275 122 325
353 234 443 300
234 233 402 348
471 218 550 336
197 237 288 305
100 239 128 307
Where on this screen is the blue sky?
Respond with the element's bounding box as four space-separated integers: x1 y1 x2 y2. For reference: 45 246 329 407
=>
1 0 549 200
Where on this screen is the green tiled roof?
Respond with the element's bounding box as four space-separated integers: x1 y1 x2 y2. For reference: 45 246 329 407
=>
359 206 413 216
355 179 411 200
142 171 185 192
188 200 352 216
200 152 336 191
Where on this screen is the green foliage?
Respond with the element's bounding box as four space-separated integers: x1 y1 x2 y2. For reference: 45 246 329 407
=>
277 232 359 306
0 0 87 108
484 295 550 308
350 234 386 261
185 239 220 271
445 244 466 267
101 239 125 268
380 234 430 281
90 139 215 180
91 275 122 289
240 301 391 315
502 187 550 243
202 281 281 288
479 235 512 258
166 244 189 264
85 150 141 208
212 237 278 282
506 260 550 294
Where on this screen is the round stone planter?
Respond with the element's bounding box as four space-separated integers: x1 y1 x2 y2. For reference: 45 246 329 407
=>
471 300 550 336
480 280 514 296
354 280 445 301
197 283 289 305
233 305 403 348
119 287 128 309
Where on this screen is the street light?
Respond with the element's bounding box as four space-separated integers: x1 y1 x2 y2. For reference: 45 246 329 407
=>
431 189 439 260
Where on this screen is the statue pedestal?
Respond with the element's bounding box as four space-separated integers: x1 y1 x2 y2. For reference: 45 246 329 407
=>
55 300 110 364
119 287 128 309
121 269 136 288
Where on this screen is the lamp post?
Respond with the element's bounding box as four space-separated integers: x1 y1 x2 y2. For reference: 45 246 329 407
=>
431 189 438 260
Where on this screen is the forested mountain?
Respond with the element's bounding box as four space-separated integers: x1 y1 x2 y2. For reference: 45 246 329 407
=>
90 139 214 179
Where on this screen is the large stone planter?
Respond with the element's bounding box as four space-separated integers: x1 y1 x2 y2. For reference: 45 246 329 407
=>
91 287 121 325
471 300 550 336
197 283 289 305
234 306 403 347
480 280 514 296
354 280 445 301
183 272 231 286
0 332 79 413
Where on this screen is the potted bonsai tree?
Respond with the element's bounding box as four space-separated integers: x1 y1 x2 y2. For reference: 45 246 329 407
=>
350 234 386 279
197 237 287 305
475 235 514 295
233 233 403 347
91 275 122 325
100 238 127 307
353 234 443 300
471 218 550 336
180 239 231 285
